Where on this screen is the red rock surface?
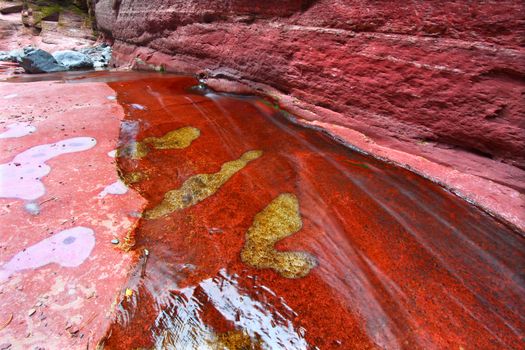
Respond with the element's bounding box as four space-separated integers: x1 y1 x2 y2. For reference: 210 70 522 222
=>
0 77 145 349
93 0 525 231
94 0 525 166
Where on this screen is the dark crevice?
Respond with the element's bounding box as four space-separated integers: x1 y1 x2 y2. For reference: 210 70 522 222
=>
474 67 525 84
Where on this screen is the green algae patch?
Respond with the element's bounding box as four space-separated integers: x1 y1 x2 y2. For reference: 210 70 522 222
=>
144 150 262 219
143 127 200 150
122 171 147 185
118 126 200 159
211 330 263 350
241 193 317 279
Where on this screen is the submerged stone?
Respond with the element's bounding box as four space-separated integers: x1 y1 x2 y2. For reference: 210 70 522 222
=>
142 126 201 150
118 126 200 159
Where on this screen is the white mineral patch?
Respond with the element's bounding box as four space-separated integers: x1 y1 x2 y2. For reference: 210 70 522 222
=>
0 137 97 201
98 180 128 198
24 202 40 215
131 103 146 110
0 122 36 139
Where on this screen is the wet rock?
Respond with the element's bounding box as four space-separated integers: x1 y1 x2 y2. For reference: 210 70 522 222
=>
0 49 24 63
79 44 111 68
52 50 93 69
20 47 67 74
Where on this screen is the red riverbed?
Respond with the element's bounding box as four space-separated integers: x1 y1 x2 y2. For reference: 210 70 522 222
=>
97 75 525 350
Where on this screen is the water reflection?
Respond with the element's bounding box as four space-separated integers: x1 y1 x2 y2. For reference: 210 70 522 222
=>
148 269 308 349
0 226 95 282
0 137 96 201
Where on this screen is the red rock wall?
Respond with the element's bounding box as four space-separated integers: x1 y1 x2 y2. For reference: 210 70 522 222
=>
95 0 525 168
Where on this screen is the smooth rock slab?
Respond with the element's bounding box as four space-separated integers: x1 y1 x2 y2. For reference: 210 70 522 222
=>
0 78 146 350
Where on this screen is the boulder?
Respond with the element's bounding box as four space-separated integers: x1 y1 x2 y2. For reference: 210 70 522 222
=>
20 47 67 73
52 50 93 69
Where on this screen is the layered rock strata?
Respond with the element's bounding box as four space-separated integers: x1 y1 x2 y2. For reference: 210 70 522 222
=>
94 0 525 231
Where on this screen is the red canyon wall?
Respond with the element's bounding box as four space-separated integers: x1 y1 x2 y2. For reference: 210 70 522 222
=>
94 0 525 170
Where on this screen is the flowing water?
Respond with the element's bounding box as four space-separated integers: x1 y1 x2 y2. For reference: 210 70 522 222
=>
99 75 524 350
4 72 525 349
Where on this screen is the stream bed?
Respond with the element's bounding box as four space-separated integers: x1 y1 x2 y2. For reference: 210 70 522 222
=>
107 74 524 350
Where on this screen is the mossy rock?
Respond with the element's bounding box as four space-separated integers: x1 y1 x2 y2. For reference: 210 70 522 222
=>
24 0 91 27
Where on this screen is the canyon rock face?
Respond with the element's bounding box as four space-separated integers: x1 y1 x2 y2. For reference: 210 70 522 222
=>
95 0 525 168
94 1 525 231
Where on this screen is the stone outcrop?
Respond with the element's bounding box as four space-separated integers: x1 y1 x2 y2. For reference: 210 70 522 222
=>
79 43 112 68
0 0 96 53
0 44 112 72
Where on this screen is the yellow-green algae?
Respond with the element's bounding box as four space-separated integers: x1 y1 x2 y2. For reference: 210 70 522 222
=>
241 193 317 279
118 126 200 159
122 171 147 185
145 150 263 219
211 330 263 350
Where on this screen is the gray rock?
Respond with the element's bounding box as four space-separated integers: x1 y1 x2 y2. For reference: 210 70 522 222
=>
52 50 93 69
0 49 24 63
20 47 67 74
80 44 112 68
0 52 10 61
